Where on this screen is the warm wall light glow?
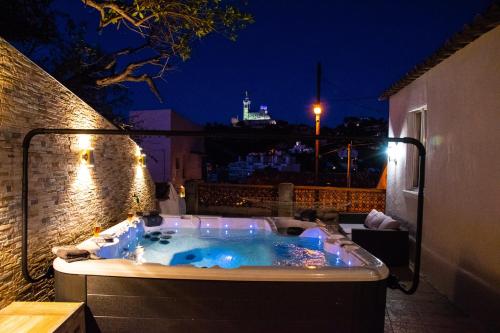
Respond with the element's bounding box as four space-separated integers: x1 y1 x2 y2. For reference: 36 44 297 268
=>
130 144 149 213
75 163 92 190
72 135 95 192
179 185 186 198
387 142 404 163
78 134 92 150
313 104 322 115
135 145 142 157
135 164 144 179
429 135 443 147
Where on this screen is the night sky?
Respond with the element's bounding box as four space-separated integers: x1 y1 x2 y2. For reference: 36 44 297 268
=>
56 0 493 127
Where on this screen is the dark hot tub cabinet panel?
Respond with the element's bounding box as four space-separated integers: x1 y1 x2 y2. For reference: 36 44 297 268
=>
56 271 387 333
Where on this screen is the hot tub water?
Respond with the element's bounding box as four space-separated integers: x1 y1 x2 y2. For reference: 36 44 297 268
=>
126 228 347 269
88 216 367 270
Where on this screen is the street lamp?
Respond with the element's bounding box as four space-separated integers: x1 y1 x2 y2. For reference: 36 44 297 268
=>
313 103 322 183
313 105 322 116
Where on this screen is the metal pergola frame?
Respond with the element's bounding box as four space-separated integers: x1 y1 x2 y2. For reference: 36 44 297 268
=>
21 128 425 295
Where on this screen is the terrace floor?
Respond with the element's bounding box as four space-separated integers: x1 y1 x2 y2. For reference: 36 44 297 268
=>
320 223 493 332
385 278 491 333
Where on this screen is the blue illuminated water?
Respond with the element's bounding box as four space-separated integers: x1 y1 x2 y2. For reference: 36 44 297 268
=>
126 228 347 269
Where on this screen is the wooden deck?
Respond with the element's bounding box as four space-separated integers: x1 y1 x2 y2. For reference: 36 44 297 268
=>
0 302 84 333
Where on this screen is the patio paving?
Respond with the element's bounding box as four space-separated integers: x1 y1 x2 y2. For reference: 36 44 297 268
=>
385 278 491 333
322 223 493 332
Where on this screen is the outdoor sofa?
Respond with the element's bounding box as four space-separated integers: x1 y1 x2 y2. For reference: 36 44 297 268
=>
339 211 409 267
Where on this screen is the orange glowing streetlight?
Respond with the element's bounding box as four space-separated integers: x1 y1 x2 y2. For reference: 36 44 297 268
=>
313 104 322 116
313 104 322 135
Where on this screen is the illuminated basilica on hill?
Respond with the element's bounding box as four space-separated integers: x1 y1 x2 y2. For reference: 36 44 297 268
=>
231 92 276 126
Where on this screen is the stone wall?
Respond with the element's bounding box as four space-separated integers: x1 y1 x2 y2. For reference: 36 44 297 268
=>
0 38 155 308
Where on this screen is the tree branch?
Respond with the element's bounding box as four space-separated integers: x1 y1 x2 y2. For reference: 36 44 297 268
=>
80 0 253 101
95 56 169 102
83 0 151 28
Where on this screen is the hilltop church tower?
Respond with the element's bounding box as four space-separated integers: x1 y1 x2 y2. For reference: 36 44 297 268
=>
243 91 251 120
231 91 276 126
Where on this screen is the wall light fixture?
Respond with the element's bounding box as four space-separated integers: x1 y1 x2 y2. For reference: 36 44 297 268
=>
136 146 146 167
78 135 94 167
138 153 146 167
387 142 403 164
80 148 94 167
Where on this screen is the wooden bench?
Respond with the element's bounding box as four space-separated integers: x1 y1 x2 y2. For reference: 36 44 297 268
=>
0 302 84 333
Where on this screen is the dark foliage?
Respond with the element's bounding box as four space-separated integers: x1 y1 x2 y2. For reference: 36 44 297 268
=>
0 0 58 55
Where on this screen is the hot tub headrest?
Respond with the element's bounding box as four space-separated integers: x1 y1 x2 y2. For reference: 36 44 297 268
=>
143 213 163 227
286 227 305 236
148 210 160 216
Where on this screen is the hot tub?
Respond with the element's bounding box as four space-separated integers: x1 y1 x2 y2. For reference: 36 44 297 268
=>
54 215 388 333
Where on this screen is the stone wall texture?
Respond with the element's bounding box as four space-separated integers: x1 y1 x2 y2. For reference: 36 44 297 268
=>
0 38 156 308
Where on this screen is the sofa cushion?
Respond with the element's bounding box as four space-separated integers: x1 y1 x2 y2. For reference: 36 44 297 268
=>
364 209 378 226
365 210 385 229
378 215 400 230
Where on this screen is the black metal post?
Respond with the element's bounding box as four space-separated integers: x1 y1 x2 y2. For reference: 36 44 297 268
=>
314 62 322 183
385 137 425 294
316 62 321 104
21 129 424 295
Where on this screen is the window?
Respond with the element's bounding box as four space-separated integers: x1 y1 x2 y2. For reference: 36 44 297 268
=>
407 107 426 190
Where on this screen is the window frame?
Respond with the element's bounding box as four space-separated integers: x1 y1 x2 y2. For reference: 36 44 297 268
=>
406 106 427 191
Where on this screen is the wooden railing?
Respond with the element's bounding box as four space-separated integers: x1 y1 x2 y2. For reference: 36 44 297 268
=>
294 185 386 212
190 182 385 215
198 183 278 208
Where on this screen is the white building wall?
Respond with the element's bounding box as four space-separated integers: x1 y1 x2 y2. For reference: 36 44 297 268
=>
130 110 203 185
386 26 500 327
129 109 172 183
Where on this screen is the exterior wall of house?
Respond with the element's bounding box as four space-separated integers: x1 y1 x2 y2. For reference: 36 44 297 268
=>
130 109 203 186
386 26 500 326
170 111 203 186
129 109 173 183
0 38 155 308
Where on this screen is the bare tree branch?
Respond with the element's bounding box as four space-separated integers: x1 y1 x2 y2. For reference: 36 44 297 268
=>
96 56 169 102
80 0 253 101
